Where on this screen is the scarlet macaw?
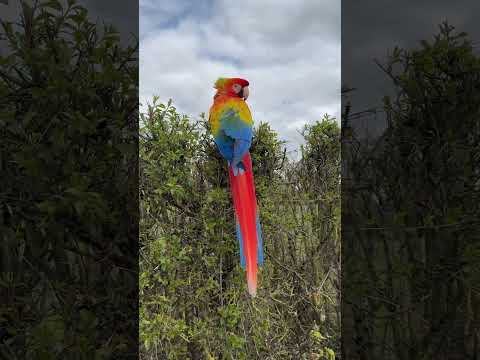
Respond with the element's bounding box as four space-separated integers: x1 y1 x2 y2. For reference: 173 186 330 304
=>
208 77 263 297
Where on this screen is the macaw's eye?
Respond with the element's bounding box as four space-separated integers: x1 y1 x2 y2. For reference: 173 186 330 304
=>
232 84 242 93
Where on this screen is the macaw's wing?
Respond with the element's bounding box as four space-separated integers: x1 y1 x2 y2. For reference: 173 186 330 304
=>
235 219 246 269
228 152 263 297
218 99 253 142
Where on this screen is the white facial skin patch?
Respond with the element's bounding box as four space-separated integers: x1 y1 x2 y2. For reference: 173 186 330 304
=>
232 84 242 93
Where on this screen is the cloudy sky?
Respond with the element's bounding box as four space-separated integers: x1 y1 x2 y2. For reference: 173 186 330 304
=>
140 0 341 155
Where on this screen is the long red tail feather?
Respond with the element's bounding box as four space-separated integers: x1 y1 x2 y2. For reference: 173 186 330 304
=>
228 152 260 296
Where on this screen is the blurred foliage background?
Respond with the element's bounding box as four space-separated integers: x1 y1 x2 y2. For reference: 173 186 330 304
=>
341 24 480 359
139 98 341 359
0 1 138 358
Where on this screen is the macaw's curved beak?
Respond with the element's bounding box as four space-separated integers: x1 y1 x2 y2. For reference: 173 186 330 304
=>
242 86 249 100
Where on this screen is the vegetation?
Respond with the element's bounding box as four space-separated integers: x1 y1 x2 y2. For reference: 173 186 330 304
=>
139 98 341 359
0 1 138 358
342 23 480 359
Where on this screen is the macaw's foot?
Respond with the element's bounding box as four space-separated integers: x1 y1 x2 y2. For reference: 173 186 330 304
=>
232 162 245 176
233 166 245 176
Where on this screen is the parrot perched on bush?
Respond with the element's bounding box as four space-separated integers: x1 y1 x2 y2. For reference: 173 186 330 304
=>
208 77 263 297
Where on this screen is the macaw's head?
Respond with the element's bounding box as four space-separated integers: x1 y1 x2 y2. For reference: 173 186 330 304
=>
214 77 250 100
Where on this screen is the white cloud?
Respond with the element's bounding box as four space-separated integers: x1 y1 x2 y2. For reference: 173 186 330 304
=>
140 0 341 154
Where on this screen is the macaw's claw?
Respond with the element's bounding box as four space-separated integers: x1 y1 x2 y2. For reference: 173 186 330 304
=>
233 167 245 176
232 162 245 176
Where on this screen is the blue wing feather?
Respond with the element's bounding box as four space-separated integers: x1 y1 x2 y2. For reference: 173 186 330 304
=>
221 109 253 141
236 220 246 269
256 215 263 265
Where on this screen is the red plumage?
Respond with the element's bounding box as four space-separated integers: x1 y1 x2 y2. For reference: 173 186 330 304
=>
228 152 259 297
